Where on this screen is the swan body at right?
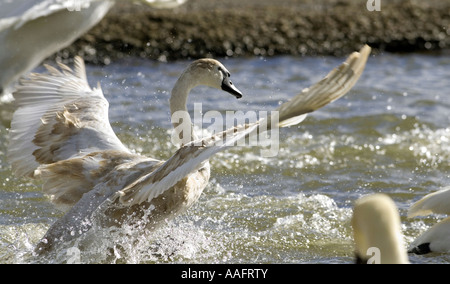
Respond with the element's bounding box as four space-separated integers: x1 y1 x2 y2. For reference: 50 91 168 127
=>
8 45 371 254
408 186 450 254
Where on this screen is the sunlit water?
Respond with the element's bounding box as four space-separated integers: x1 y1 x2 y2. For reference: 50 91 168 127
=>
0 52 449 263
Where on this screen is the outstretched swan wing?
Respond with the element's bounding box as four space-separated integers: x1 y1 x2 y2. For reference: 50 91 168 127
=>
274 44 371 127
408 186 450 218
0 0 114 32
8 56 130 178
117 45 371 206
0 0 187 31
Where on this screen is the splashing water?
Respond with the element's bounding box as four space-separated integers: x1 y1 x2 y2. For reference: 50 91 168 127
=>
1 52 449 263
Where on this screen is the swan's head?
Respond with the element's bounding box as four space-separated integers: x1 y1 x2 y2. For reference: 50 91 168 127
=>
352 194 409 264
185 59 243 99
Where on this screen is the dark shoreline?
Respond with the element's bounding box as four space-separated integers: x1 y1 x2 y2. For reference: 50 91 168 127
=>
53 0 450 64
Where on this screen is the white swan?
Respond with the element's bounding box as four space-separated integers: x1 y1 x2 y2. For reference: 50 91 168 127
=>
8 45 371 254
352 193 409 264
0 0 187 101
408 186 450 254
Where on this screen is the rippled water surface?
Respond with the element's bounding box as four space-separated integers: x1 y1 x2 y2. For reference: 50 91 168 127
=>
0 52 449 263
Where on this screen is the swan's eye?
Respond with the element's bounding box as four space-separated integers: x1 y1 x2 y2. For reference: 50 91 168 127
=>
218 66 230 77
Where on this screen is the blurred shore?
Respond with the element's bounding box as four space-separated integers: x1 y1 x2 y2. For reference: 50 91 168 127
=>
56 0 450 63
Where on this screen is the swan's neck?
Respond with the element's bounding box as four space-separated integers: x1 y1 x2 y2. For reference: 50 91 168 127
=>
170 73 198 144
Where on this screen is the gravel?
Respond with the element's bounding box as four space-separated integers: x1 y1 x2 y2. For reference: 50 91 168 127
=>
53 0 450 64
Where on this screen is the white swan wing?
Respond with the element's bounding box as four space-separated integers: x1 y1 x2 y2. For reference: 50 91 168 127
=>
0 0 60 29
0 0 95 30
116 46 371 206
0 0 186 30
408 186 450 218
0 0 114 96
8 56 130 178
408 217 450 254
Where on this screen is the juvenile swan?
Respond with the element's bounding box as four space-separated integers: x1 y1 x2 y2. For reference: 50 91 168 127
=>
8 45 371 254
352 194 409 264
408 186 450 254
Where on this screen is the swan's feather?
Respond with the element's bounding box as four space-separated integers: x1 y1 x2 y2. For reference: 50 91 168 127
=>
8 56 130 178
408 186 450 218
